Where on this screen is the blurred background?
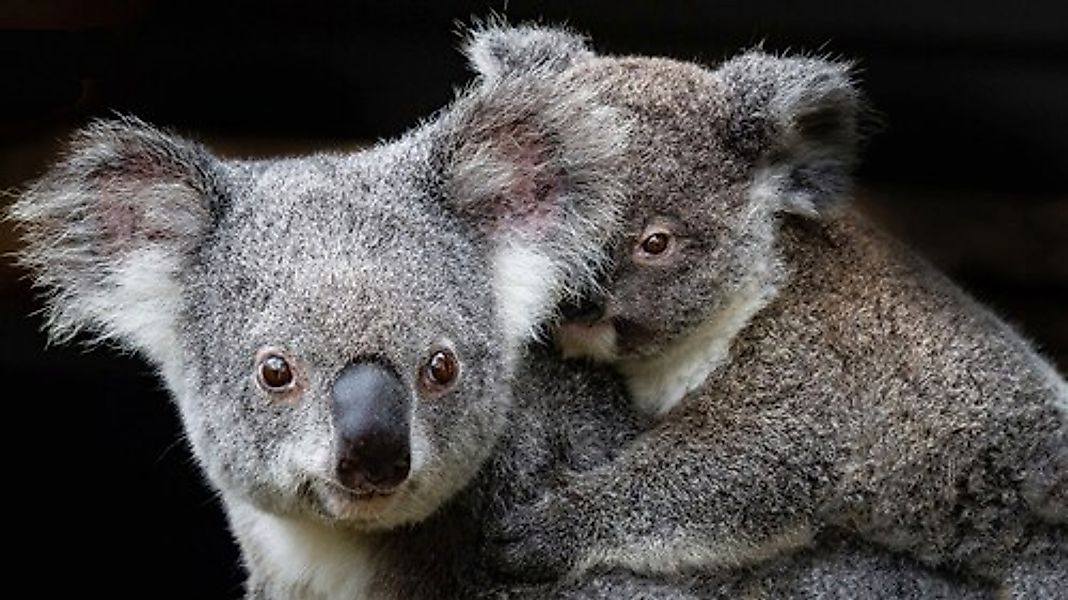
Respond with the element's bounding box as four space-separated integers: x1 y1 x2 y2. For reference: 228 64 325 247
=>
1 1 1065 597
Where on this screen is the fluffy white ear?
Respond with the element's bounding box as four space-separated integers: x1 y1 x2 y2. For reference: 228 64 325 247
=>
463 21 593 82
9 117 224 364
717 51 861 217
444 75 628 347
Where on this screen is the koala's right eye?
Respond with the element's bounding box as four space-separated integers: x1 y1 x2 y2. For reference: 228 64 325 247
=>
640 232 671 255
633 220 679 264
255 348 299 394
418 345 461 397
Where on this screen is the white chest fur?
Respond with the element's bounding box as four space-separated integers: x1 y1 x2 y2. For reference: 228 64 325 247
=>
618 279 772 417
231 503 377 599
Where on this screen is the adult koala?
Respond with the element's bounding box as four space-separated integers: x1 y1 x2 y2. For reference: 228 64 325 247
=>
8 60 633 596
478 23 1067 598
9 35 787 600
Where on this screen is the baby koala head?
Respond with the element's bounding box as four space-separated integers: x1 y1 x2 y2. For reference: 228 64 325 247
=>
10 60 626 532
462 25 861 414
552 46 860 366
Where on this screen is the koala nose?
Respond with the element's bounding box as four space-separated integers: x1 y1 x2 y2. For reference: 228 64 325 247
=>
330 361 411 491
559 296 606 324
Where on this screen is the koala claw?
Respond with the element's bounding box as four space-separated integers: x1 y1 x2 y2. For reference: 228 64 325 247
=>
485 497 581 582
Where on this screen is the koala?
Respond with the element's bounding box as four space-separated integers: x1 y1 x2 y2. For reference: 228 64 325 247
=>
475 25 1068 596
8 62 634 597
7 23 1043 600
460 24 999 600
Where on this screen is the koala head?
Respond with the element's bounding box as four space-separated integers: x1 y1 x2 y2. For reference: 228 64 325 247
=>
468 31 861 363
583 53 858 363
10 63 626 532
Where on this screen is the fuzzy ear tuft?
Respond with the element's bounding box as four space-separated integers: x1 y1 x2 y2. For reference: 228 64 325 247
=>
8 117 223 361
718 51 861 217
463 20 593 82
444 76 628 346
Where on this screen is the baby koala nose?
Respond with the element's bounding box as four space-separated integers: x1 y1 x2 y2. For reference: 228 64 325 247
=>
330 361 411 492
559 295 606 324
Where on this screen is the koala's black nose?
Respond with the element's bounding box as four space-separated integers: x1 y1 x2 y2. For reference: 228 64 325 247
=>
559 296 606 323
330 361 411 491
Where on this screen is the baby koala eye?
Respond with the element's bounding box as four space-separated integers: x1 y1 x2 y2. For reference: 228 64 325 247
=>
633 222 678 263
640 232 671 255
419 347 460 395
255 347 299 395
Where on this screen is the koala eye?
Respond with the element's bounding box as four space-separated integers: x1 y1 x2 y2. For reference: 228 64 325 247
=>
420 348 460 395
255 348 298 394
640 232 671 255
260 356 293 389
634 224 677 263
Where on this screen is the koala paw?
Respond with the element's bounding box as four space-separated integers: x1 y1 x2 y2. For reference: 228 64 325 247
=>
485 494 583 582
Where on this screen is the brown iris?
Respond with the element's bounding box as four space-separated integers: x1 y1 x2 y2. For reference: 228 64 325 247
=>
640 232 671 255
258 354 294 391
422 349 459 392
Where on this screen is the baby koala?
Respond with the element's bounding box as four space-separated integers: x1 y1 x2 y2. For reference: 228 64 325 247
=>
477 26 1067 595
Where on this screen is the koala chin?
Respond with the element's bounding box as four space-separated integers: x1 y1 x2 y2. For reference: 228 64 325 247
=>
476 25 1067 598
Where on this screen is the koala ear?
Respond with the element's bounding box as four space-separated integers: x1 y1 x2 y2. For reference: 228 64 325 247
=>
718 51 860 217
444 77 627 346
463 21 593 82
9 117 224 362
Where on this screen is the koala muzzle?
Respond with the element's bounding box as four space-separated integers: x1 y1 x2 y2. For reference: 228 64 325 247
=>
559 296 606 324
330 361 411 492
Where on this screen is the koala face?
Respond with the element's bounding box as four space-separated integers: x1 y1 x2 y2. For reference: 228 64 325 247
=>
552 52 860 363
13 66 627 532
181 146 508 529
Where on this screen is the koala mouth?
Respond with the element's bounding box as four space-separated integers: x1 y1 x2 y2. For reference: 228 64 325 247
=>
324 476 397 499
555 316 660 363
555 319 619 362
308 476 400 521
333 484 395 502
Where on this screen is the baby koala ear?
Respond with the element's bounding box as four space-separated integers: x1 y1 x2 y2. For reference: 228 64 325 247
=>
463 21 593 82
9 117 224 361
718 51 861 217
443 76 627 346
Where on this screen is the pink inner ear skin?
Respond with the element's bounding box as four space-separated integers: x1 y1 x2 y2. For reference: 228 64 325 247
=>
90 157 183 252
478 121 564 235
97 193 146 248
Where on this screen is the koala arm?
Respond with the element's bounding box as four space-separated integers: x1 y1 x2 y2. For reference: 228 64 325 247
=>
491 509 999 599
489 398 831 580
714 534 995 600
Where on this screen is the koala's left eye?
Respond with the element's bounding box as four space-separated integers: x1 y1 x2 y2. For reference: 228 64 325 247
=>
260 356 293 389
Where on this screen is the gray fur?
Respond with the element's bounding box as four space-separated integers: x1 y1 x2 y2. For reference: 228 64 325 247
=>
539 535 992 600
12 21 1060 600
477 26 1068 596
8 66 638 597
464 19 593 84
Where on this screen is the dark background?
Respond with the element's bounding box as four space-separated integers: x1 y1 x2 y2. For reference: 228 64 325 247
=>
1 1 1065 597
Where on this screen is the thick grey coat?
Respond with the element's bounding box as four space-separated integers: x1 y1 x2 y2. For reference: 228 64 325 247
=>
10 23 1050 600
6 63 637 597
480 25 1067 598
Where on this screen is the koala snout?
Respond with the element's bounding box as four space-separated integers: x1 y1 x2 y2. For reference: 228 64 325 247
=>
559 295 606 324
329 361 411 492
